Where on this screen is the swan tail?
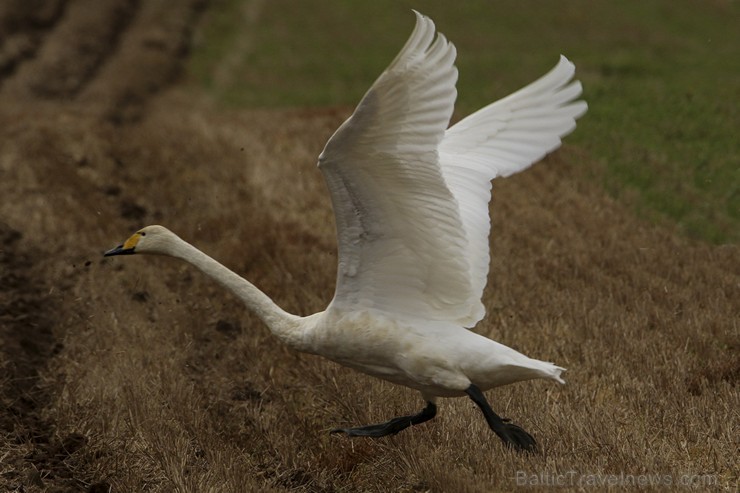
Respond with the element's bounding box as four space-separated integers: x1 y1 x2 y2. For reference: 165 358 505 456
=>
539 361 566 384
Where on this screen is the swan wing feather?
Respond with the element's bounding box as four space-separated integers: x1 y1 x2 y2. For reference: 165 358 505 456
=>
319 11 482 324
437 55 587 326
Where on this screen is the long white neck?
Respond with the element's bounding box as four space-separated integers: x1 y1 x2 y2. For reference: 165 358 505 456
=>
165 236 309 350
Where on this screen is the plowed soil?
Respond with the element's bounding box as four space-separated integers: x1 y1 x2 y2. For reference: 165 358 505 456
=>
1 1 737 492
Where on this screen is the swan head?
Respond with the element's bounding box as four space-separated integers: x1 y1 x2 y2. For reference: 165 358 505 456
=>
104 225 179 257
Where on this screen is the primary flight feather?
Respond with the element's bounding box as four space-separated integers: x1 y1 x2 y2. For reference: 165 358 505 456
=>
106 11 587 452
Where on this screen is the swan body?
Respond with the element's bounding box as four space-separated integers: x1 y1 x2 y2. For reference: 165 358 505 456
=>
106 11 586 451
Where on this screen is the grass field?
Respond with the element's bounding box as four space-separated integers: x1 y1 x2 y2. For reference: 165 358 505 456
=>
190 0 740 244
0 1 737 492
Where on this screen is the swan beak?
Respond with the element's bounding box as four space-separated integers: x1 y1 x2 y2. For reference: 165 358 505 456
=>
104 244 135 256
104 232 142 256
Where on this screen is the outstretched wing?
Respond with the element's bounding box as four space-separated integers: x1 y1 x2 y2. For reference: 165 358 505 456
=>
319 12 482 324
438 56 587 326
319 12 587 329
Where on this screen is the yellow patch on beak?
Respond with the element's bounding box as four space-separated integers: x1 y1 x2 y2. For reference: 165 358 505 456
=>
122 233 142 250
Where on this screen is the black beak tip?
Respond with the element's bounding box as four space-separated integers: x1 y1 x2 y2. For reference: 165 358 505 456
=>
104 245 134 257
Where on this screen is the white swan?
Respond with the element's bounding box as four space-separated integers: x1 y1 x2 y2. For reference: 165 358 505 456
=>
105 11 586 452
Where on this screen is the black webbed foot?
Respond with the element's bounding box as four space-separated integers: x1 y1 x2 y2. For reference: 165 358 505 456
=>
331 401 437 438
495 421 537 452
465 384 538 453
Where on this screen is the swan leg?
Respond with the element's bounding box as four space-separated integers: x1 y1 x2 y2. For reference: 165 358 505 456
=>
331 401 437 437
465 384 537 453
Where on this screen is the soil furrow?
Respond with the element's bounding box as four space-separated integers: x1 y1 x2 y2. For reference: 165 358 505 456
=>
0 0 136 101
0 0 66 82
78 0 207 123
0 224 66 489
